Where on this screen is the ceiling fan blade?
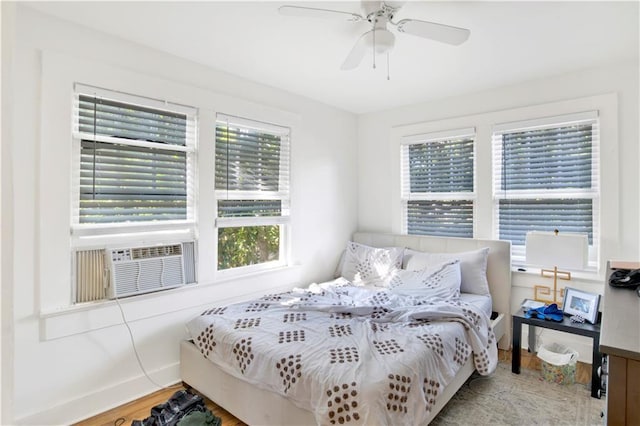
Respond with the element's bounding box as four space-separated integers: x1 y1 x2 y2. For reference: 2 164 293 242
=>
396 19 470 45
279 5 363 22
340 34 368 70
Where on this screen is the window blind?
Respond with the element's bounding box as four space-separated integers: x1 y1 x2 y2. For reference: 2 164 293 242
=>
498 199 593 245
406 200 474 237
73 87 196 226
77 95 188 146
215 114 290 226
407 138 474 193
401 128 475 238
492 111 599 258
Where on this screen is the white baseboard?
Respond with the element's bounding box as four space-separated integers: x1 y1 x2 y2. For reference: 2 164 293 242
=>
14 363 180 425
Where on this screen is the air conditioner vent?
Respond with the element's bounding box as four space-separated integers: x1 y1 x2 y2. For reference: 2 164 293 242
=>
131 244 182 260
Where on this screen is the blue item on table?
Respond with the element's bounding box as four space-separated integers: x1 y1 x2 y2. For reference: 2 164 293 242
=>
524 303 563 322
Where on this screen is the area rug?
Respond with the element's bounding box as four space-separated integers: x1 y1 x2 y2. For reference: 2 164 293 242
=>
431 361 605 425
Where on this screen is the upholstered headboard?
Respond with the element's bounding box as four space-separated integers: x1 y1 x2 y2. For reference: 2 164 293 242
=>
353 232 512 348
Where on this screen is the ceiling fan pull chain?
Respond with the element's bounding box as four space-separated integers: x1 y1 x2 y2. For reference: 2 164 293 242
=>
372 23 376 69
387 52 390 81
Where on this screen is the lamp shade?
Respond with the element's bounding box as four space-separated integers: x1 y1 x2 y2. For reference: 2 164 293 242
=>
525 231 588 270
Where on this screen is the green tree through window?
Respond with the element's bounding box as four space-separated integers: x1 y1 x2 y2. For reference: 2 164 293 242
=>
217 226 280 270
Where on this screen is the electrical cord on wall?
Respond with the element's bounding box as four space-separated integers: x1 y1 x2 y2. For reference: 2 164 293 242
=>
111 299 184 426
114 295 167 390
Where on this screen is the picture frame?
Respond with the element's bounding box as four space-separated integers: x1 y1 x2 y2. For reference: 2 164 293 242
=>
562 287 600 324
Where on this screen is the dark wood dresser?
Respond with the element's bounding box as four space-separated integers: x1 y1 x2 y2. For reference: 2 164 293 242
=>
600 261 640 425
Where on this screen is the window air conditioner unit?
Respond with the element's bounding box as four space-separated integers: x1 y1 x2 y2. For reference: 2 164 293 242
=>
105 241 197 299
74 242 197 303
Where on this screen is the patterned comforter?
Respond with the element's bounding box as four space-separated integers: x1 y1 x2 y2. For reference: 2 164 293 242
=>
186 279 497 425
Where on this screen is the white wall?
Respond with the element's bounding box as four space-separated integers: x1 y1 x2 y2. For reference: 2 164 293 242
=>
7 6 358 424
6 4 639 424
357 62 639 361
1 2 17 424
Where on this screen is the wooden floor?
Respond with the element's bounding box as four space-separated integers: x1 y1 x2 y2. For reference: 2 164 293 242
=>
75 349 592 426
72 382 246 426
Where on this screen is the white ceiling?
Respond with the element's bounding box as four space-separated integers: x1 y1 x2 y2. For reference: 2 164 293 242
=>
25 1 639 114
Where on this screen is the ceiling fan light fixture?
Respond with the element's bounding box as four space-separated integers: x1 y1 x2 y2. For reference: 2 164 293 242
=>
365 28 395 54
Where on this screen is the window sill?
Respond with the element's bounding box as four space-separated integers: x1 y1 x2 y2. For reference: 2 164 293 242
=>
511 266 604 284
40 264 302 341
214 261 293 282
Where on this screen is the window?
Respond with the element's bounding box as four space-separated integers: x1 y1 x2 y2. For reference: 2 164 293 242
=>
400 128 475 238
72 84 197 235
492 111 599 262
215 114 290 271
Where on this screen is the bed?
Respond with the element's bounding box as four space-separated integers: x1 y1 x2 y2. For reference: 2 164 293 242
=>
181 232 511 425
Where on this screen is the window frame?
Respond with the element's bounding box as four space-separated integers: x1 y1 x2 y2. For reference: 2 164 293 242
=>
40 51 307 313
491 111 600 266
70 84 198 243
390 94 617 276
400 127 477 238
214 113 291 275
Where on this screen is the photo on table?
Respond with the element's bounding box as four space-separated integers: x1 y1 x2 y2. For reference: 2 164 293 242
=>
562 287 600 324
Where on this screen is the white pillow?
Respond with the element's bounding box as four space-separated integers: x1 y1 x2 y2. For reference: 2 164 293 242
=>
387 260 461 300
340 242 403 285
403 247 490 295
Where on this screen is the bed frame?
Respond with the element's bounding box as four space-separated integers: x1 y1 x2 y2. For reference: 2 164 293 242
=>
181 232 511 425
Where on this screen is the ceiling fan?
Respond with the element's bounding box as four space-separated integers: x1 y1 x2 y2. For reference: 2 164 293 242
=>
278 1 470 72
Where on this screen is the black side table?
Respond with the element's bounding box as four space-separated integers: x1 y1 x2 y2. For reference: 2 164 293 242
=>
512 309 602 398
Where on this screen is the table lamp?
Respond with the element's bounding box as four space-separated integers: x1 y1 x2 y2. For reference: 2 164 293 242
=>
525 230 588 304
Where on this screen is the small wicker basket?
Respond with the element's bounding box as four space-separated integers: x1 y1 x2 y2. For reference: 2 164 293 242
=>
537 342 578 385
